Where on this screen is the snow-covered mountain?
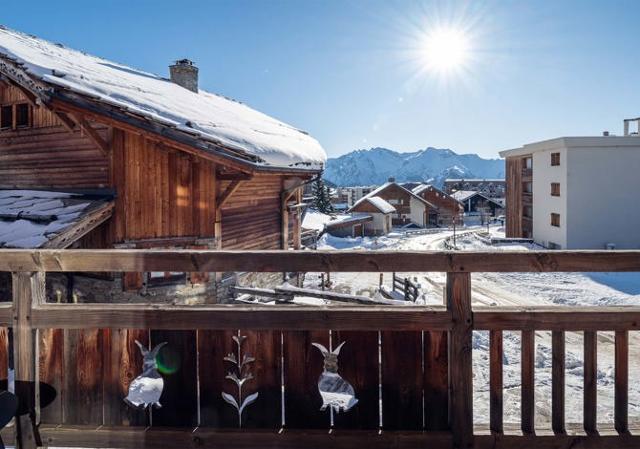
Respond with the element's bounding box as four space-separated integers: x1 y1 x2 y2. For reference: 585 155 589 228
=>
324 147 504 187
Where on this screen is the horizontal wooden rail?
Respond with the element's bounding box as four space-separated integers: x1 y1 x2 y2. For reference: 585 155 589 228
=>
30 304 451 330
2 249 640 272
0 303 12 327
474 307 640 330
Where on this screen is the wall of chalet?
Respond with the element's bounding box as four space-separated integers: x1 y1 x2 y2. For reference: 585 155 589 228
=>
220 175 283 250
0 85 109 189
505 156 523 238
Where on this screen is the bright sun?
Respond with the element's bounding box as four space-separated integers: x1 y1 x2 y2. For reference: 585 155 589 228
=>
421 27 470 73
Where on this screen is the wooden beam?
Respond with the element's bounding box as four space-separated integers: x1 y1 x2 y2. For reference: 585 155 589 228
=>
583 331 597 433
1 250 640 273
521 330 535 434
30 304 452 331
216 171 253 181
72 114 110 156
0 75 39 106
551 331 565 434
44 202 114 249
216 180 242 209
475 307 640 331
615 330 628 434
447 272 473 449
489 330 503 434
51 109 77 132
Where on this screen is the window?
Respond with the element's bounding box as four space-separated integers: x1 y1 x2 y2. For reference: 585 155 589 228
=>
0 105 12 129
551 213 560 227
15 103 30 128
0 103 32 131
523 181 532 193
146 271 187 287
524 156 532 169
523 206 533 219
551 182 560 196
551 152 560 166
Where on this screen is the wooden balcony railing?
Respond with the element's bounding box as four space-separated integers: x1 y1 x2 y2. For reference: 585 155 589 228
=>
0 249 640 449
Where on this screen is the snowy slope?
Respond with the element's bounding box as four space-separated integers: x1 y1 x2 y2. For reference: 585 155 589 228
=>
0 26 326 168
324 147 504 187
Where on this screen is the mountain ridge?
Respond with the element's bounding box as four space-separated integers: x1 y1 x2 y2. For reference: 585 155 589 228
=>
323 147 504 187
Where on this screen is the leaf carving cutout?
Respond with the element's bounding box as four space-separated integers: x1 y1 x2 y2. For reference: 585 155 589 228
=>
239 392 259 415
221 392 239 410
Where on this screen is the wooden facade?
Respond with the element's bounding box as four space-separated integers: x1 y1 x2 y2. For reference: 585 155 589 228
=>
505 155 531 238
414 185 463 225
369 183 437 226
0 82 314 256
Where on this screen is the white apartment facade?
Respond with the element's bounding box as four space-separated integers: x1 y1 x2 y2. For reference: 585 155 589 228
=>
501 131 640 249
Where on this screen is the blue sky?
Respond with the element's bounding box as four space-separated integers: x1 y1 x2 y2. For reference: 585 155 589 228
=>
3 0 640 159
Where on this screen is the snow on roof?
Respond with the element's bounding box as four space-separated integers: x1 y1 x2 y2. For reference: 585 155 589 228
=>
325 213 373 228
0 190 113 248
355 181 437 210
302 210 371 231
357 196 395 214
0 26 326 169
411 184 432 195
450 190 480 202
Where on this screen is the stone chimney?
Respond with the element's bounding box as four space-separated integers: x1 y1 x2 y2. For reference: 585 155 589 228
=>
169 59 198 93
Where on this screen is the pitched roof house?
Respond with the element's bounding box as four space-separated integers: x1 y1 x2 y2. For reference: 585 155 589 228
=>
411 184 463 225
356 180 439 228
348 196 395 236
0 27 326 298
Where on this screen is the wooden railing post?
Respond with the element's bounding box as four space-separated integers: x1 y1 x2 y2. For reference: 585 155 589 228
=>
446 272 473 449
12 271 44 449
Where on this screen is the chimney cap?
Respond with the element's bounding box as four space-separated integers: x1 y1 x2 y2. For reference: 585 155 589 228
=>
173 58 195 66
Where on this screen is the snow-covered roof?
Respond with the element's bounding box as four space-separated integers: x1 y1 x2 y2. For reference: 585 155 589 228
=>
411 184 432 195
0 190 113 248
450 190 504 207
325 213 373 228
0 26 326 170
356 182 438 209
349 195 395 214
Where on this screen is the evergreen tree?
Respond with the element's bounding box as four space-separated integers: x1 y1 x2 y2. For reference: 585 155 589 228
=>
312 177 335 214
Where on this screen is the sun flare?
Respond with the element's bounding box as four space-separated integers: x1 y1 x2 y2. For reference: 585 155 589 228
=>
421 27 470 73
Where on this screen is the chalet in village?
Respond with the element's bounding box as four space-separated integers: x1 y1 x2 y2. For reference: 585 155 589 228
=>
0 26 326 301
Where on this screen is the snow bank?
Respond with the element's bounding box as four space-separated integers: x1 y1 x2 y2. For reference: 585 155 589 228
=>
0 26 326 169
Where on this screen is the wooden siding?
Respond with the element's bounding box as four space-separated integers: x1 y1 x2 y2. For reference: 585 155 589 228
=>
0 85 109 189
110 129 216 243
505 156 524 237
220 175 283 250
416 186 462 222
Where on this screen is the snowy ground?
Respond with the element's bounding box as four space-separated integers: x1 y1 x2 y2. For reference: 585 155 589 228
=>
308 226 640 428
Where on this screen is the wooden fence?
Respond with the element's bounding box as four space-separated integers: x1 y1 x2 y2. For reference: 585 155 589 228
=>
0 249 640 449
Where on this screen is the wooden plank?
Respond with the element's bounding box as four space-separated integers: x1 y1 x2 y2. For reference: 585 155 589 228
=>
0 304 13 327
4 249 640 273
446 272 473 448
521 330 535 435
198 330 281 429
583 331 597 434
551 331 564 434
381 331 423 430
103 329 150 426
149 330 198 427
332 331 380 430
424 331 448 431
39 328 64 424
475 307 640 331
31 305 451 331
615 330 628 434
283 330 329 429
63 329 104 425
489 330 503 434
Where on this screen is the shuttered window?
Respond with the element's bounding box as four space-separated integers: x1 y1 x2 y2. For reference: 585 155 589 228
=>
551 182 560 196
15 103 30 128
551 213 560 227
0 105 12 129
0 103 32 130
551 152 560 166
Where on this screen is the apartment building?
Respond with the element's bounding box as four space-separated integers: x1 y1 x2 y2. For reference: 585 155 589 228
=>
500 121 640 249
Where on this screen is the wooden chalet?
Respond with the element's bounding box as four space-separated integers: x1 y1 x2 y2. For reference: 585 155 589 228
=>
357 179 440 227
411 184 463 226
451 190 504 216
348 196 395 235
0 27 325 300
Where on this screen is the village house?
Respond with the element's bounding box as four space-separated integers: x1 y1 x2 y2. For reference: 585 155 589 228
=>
443 178 506 198
0 27 325 301
451 190 504 217
411 184 463 226
500 122 640 249
359 179 440 227
347 196 395 235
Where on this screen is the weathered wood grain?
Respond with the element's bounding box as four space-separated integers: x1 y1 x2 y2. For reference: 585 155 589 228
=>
489 330 503 434
424 331 449 431
520 330 535 435
447 272 473 448
551 331 564 434
3 249 640 273
614 331 628 434
583 331 597 433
